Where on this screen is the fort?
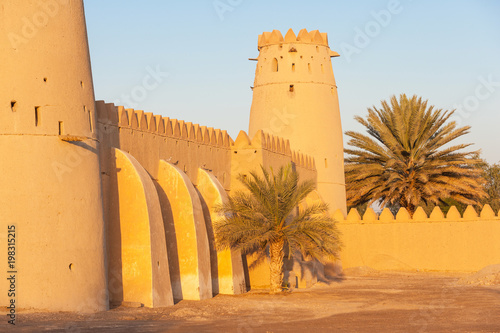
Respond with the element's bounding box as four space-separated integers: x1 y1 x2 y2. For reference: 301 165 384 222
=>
1 1 499 314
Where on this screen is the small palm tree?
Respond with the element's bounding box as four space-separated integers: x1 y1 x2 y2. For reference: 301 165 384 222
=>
214 163 341 294
345 94 486 215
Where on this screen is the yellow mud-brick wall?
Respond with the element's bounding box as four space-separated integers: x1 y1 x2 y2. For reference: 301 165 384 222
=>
96 101 232 190
230 129 317 193
336 205 500 272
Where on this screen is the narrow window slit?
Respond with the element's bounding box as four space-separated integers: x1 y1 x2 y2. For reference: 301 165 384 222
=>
35 106 41 126
289 85 294 92
11 101 17 112
59 121 64 135
88 109 93 132
272 58 278 72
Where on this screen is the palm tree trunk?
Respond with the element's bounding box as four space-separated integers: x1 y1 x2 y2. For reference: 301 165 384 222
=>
269 239 284 294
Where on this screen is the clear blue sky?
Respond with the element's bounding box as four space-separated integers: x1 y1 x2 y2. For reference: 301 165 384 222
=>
84 0 500 163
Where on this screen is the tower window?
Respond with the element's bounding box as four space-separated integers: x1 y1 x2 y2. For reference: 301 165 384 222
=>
316 46 319 53
272 58 278 72
88 109 93 132
59 121 64 135
321 64 324 73
292 63 295 72
35 106 41 126
11 101 17 112
289 85 294 92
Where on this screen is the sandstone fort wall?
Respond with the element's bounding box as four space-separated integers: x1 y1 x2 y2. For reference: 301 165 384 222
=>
337 206 500 272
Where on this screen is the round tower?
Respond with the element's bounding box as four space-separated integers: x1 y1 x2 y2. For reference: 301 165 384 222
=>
248 29 347 214
0 1 107 311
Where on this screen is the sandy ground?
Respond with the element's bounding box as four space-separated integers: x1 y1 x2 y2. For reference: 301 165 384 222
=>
2 270 500 333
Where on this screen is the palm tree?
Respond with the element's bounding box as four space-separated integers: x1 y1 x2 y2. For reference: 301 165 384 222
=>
214 163 342 294
345 94 486 216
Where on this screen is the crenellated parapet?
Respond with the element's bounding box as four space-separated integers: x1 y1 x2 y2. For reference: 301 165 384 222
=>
231 129 316 171
258 29 331 50
335 205 499 223
337 204 500 273
244 129 291 156
96 101 231 148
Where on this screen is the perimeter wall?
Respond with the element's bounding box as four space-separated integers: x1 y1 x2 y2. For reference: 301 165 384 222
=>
95 101 319 303
336 205 500 272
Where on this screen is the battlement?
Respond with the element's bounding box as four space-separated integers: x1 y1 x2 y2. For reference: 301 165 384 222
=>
258 29 330 50
334 204 500 223
96 101 232 148
338 204 500 273
232 129 315 170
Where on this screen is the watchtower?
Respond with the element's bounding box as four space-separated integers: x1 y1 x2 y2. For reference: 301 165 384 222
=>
0 0 107 312
248 29 347 214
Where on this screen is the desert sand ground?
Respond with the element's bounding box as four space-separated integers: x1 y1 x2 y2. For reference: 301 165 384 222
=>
2 269 500 333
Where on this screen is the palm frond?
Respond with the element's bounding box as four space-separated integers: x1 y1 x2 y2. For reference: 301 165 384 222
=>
345 94 486 214
214 163 342 261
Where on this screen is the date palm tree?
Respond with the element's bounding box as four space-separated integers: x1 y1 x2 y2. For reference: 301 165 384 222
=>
345 94 486 215
214 163 341 294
